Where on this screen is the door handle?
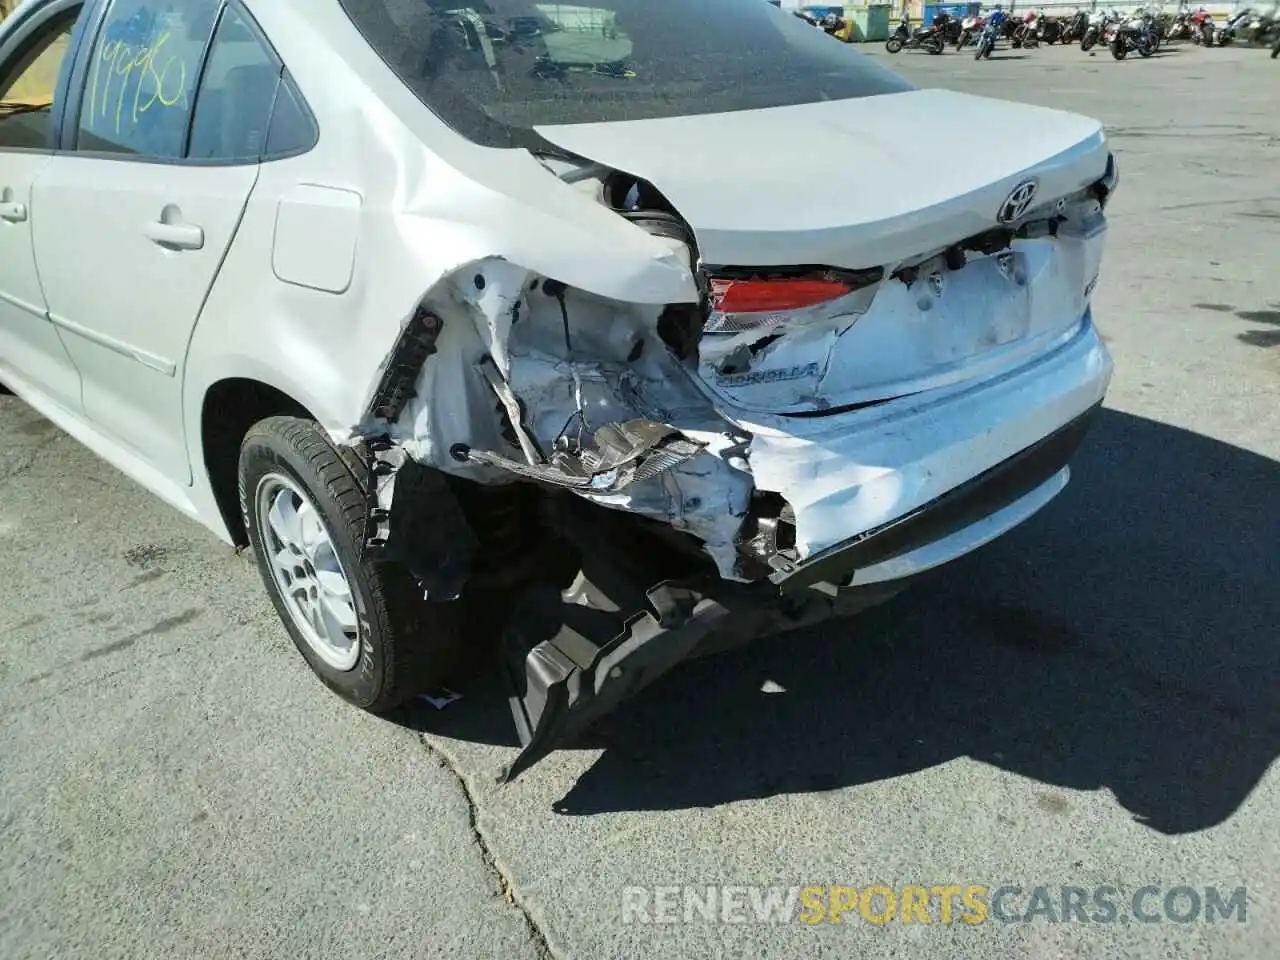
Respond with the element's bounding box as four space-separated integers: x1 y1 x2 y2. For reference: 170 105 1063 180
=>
0 200 27 223
144 220 205 251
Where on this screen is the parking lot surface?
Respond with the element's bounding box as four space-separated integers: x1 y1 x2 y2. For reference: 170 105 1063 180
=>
2 40 1279 960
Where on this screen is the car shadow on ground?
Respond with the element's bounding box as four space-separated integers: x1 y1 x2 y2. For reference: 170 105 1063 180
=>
403 409 1280 835
1235 307 1280 349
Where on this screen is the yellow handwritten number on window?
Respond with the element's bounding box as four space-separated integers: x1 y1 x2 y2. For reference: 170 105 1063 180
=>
87 32 187 139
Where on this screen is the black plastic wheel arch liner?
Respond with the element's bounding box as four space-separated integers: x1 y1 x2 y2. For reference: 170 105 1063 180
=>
499 562 916 783
501 577 735 783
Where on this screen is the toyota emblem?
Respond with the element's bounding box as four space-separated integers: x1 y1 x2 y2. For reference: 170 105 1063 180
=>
997 179 1039 224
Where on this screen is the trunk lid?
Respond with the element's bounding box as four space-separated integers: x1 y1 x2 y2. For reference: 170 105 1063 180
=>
538 89 1113 414
536 89 1108 270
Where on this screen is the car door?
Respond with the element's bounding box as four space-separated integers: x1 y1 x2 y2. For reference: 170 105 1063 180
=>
30 0 262 484
0 0 85 411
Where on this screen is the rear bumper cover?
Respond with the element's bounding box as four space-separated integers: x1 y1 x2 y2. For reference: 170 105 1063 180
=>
742 314 1113 563
772 403 1099 592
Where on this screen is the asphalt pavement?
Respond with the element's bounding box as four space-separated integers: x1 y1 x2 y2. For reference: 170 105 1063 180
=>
3 39 1279 960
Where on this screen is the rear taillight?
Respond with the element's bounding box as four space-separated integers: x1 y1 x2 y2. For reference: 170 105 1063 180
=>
711 278 851 314
704 272 879 335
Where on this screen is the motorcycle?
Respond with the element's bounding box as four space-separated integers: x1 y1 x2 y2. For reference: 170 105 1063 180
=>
1111 15 1156 58
1037 15 1064 43
1189 6 1215 44
1080 9 1113 51
974 17 1000 58
1164 9 1193 42
1213 8 1254 46
1061 9 1090 43
1102 9 1125 45
885 15 946 53
932 13 963 45
1252 14 1279 48
819 11 857 41
1012 10 1042 47
1131 9 1162 50
956 13 984 49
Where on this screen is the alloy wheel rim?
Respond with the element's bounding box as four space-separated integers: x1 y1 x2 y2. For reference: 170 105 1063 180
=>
256 473 361 671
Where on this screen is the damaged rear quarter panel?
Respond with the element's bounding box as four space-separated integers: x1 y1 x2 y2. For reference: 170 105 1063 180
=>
395 261 757 578
182 0 701 543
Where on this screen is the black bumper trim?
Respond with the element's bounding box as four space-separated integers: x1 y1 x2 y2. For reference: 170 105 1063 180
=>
773 403 1102 592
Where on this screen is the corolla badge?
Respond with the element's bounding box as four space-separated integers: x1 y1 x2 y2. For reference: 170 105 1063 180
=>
997 178 1039 224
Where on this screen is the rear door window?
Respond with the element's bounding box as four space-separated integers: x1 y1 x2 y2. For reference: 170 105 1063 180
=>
187 3 317 162
76 0 220 158
262 70 316 158
73 0 317 163
186 2 280 161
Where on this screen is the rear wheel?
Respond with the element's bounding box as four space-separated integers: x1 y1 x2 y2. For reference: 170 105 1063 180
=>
239 416 466 713
1081 32 1096 51
1111 37 1127 58
885 37 903 52
926 36 944 53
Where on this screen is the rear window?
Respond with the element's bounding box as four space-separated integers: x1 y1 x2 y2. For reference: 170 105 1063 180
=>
338 0 914 149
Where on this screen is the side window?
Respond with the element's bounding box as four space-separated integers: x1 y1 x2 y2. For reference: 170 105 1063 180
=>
77 0 220 158
186 3 281 162
0 9 80 150
262 69 317 159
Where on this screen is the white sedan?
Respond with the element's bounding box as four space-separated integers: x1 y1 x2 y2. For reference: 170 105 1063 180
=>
0 0 1115 777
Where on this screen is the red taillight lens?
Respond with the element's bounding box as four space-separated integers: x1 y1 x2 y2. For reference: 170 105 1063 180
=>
710 278 852 314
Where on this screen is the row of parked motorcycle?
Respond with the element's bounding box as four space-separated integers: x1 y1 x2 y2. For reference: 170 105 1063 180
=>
808 4 1280 61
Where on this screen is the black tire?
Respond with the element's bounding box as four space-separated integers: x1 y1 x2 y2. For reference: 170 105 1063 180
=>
239 416 464 713
1111 37 1127 59
926 36 944 53
1272 40 1279 57
1081 32 1096 51
885 37 903 52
